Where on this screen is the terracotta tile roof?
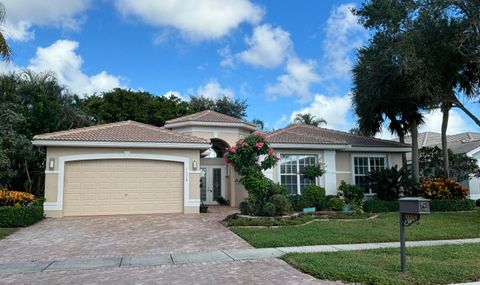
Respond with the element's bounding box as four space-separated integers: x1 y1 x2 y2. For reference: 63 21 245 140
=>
33 121 210 144
267 124 410 148
401 131 480 155
165 110 256 127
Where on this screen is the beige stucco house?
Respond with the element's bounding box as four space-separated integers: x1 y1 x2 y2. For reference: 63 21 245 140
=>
33 110 410 217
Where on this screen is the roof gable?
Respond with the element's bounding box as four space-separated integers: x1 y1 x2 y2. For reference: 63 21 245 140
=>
165 110 256 128
33 121 210 144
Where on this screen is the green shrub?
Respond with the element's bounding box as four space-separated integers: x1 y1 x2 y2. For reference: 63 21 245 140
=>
270 194 292 215
288 195 308 211
430 199 475 211
303 164 326 180
262 202 277 217
477 199 480 207
338 181 364 206
328 197 345 210
368 166 419 201
0 204 44 227
303 185 326 208
239 201 249 215
363 199 399 213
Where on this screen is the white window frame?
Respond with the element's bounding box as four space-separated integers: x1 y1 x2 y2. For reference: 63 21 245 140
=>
351 154 389 195
278 153 319 195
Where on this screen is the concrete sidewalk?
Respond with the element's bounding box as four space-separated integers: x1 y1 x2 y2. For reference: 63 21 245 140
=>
2 238 479 274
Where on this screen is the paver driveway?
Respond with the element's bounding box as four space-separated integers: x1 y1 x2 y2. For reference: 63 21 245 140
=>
0 207 251 263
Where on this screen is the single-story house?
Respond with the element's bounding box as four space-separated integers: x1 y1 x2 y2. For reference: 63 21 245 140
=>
33 110 410 217
403 131 480 200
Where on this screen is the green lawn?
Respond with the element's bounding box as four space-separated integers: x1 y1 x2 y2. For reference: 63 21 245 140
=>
0 228 16 239
230 210 480 247
283 243 480 285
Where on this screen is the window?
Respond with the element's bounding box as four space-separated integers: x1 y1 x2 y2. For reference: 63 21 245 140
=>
353 156 386 194
280 154 318 194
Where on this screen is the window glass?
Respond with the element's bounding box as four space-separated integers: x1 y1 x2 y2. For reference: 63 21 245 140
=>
353 156 386 194
280 154 318 194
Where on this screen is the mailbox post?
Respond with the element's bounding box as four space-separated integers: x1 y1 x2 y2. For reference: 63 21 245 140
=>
398 197 430 272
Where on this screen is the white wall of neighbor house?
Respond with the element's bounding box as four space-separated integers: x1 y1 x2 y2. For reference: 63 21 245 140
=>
468 151 480 200
171 126 252 146
43 146 201 217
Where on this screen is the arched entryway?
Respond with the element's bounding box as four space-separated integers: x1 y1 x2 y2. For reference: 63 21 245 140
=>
200 138 230 204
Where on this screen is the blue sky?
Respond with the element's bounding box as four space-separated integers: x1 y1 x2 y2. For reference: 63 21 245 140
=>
1 0 478 136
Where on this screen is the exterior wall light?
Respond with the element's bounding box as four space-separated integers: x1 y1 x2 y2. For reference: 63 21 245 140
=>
192 159 198 170
48 158 55 170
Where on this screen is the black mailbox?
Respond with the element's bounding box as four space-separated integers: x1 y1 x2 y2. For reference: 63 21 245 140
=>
399 197 430 215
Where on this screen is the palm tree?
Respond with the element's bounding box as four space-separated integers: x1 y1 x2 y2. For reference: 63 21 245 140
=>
251 118 264 130
0 3 12 61
294 113 327 127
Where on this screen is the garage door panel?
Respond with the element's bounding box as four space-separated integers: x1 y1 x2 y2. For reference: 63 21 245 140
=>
63 159 183 216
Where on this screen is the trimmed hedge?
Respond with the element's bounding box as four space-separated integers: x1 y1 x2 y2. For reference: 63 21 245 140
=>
363 199 399 213
0 203 44 227
430 199 475 212
363 198 476 213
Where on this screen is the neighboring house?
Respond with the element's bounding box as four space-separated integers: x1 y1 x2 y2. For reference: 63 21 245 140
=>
403 132 480 200
33 110 410 217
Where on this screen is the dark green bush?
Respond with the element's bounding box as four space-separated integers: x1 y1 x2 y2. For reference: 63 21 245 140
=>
368 166 419 201
302 185 326 209
270 194 292 215
288 195 308 211
477 199 480 207
328 197 345 210
239 201 249 215
430 199 475 211
216 196 230 205
0 204 44 227
339 181 364 206
262 202 277 217
363 199 399 213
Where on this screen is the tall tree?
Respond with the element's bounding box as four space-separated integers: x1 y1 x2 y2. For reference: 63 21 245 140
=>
0 3 12 61
81 89 190 126
252 118 265 130
293 113 327 126
188 95 248 118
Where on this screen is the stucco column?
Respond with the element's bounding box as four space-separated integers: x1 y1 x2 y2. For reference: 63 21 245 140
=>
323 150 337 195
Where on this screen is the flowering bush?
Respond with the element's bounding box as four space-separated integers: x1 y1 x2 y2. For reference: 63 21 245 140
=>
224 132 287 216
0 189 35 207
421 178 468 200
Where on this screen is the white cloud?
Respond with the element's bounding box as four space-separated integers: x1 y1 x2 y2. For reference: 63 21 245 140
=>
289 94 352 130
24 40 123 96
420 109 474 134
218 45 235 68
195 80 234 99
238 24 292 68
162 90 185 101
3 0 90 41
322 3 368 79
114 0 263 41
266 57 322 102
273 114 288 130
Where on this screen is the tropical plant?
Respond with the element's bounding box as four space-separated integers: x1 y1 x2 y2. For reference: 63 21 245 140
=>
252 118 265 130
0 189 35 207
367 166 419 201
293 113 326 126
421 178 468 200
0 3 12 61
338 181 364 206
302 185 326 209
419 146 480 182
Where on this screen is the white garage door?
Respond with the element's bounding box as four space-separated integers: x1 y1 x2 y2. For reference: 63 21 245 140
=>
63 159 183 216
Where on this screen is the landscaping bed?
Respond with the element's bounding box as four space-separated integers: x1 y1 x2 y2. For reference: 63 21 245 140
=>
230 210 480 247
224 211 374 227
0 190 44 228
283 243 480 285
0 228 16 239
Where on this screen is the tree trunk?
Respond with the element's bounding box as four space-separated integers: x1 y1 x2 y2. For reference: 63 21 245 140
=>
441 104 451 178
399 133 407 168
410 120 420 183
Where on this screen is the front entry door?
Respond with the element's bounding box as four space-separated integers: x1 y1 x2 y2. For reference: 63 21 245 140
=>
200 166 225 204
